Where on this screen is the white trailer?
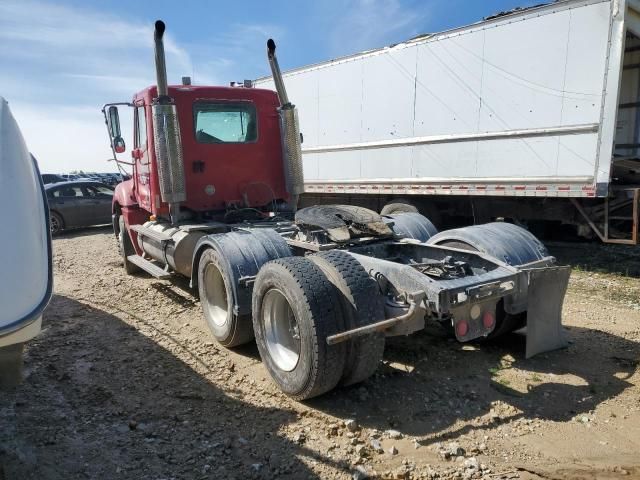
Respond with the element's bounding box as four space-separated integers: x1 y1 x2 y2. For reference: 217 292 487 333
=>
254 0 640 244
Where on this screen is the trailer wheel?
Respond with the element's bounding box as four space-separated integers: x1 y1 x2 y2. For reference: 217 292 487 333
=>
252 257 347 400
310 250 386 386
198 248 254 347
380 199 418 216
117 216 140 274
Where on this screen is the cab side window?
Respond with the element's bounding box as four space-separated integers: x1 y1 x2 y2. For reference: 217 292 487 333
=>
194 102 257 144
135 106 147 150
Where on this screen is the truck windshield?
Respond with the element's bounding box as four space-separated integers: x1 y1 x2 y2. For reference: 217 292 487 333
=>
193 102 257 143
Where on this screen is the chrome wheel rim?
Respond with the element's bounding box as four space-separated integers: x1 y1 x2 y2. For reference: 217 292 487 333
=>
203 262 228 327
263 288 300 372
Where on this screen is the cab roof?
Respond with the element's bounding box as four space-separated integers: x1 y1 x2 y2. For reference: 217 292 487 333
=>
133 85 279 105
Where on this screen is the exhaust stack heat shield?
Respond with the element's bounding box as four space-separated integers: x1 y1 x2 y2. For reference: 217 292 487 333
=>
152 103 186 205
267 38 304 207
280 107 304 197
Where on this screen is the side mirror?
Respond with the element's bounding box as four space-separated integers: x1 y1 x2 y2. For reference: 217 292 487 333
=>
107 106 121 138
107 106 126 153
113 136 126 154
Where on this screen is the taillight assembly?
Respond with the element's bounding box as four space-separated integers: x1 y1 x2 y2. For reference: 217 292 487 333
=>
455 320 469 337
483 310 495 329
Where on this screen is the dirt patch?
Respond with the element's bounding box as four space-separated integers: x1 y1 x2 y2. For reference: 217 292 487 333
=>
1 227 639 479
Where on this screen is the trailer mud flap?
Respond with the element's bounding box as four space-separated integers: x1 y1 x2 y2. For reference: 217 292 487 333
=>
525 266 571 358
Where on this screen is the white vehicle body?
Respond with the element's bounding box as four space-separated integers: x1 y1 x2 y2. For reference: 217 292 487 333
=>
255 0 640 203
0 97 52 383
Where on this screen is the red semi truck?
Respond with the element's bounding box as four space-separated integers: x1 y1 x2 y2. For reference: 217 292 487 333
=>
103 21 570 400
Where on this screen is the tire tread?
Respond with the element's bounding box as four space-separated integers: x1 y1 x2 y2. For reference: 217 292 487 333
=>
311 250 386 386
253 257 346 400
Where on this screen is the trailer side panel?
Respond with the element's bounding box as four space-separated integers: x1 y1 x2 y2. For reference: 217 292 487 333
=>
256 0 622 198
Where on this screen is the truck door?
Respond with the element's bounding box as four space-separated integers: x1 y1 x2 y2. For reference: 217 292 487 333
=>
133 104 152 212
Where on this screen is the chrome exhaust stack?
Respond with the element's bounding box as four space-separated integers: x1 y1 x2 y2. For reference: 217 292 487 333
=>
267 39 304 211
152 20 186 225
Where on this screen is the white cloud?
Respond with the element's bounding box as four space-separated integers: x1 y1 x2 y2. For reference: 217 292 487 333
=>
328 0 426 55
186 22 286 84
8 101 132 175
0 0 192 173
0 1 282 173
0 1 193 82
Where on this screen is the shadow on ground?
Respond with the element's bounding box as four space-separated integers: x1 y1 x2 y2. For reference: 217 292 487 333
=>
548 241 640 277
43 227 640 458
52 224 112 240
0 295 341 480
115 232 640 444
310 322 639 442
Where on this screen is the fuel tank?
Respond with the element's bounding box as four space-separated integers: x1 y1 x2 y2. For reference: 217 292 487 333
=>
136 221 221 277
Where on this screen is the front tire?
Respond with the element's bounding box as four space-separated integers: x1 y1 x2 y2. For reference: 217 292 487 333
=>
252 257 347 400
117 216 140 275
198 248 254 347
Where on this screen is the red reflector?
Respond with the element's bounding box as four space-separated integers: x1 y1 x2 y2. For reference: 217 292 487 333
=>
483 311 495 329
456 320 469 337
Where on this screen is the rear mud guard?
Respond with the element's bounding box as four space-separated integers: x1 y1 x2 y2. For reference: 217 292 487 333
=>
525 266 571 358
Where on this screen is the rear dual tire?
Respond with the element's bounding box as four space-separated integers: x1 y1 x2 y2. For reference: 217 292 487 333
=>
252 257 347 400
432 227 537 339
436 239 526 339
380 199 419 216
198 249 254 347
309 250 386 386
199 246 386 399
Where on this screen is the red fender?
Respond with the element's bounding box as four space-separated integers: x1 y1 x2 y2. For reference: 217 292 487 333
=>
112 179 148 256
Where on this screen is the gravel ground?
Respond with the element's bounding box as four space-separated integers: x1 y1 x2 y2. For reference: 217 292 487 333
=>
1 227 639 479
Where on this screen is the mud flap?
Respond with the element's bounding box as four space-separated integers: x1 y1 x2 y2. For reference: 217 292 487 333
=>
525 266 571 358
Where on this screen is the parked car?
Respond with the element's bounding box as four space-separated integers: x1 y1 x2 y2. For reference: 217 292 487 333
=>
97 173 116 185
41 173 65 184
102 173 124 186
61 174 79 181
45 181 114 234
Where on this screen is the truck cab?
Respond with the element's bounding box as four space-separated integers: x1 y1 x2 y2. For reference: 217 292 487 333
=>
112 84 288 226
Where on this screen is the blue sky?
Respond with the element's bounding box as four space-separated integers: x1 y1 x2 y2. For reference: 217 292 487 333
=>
0 0 539 173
